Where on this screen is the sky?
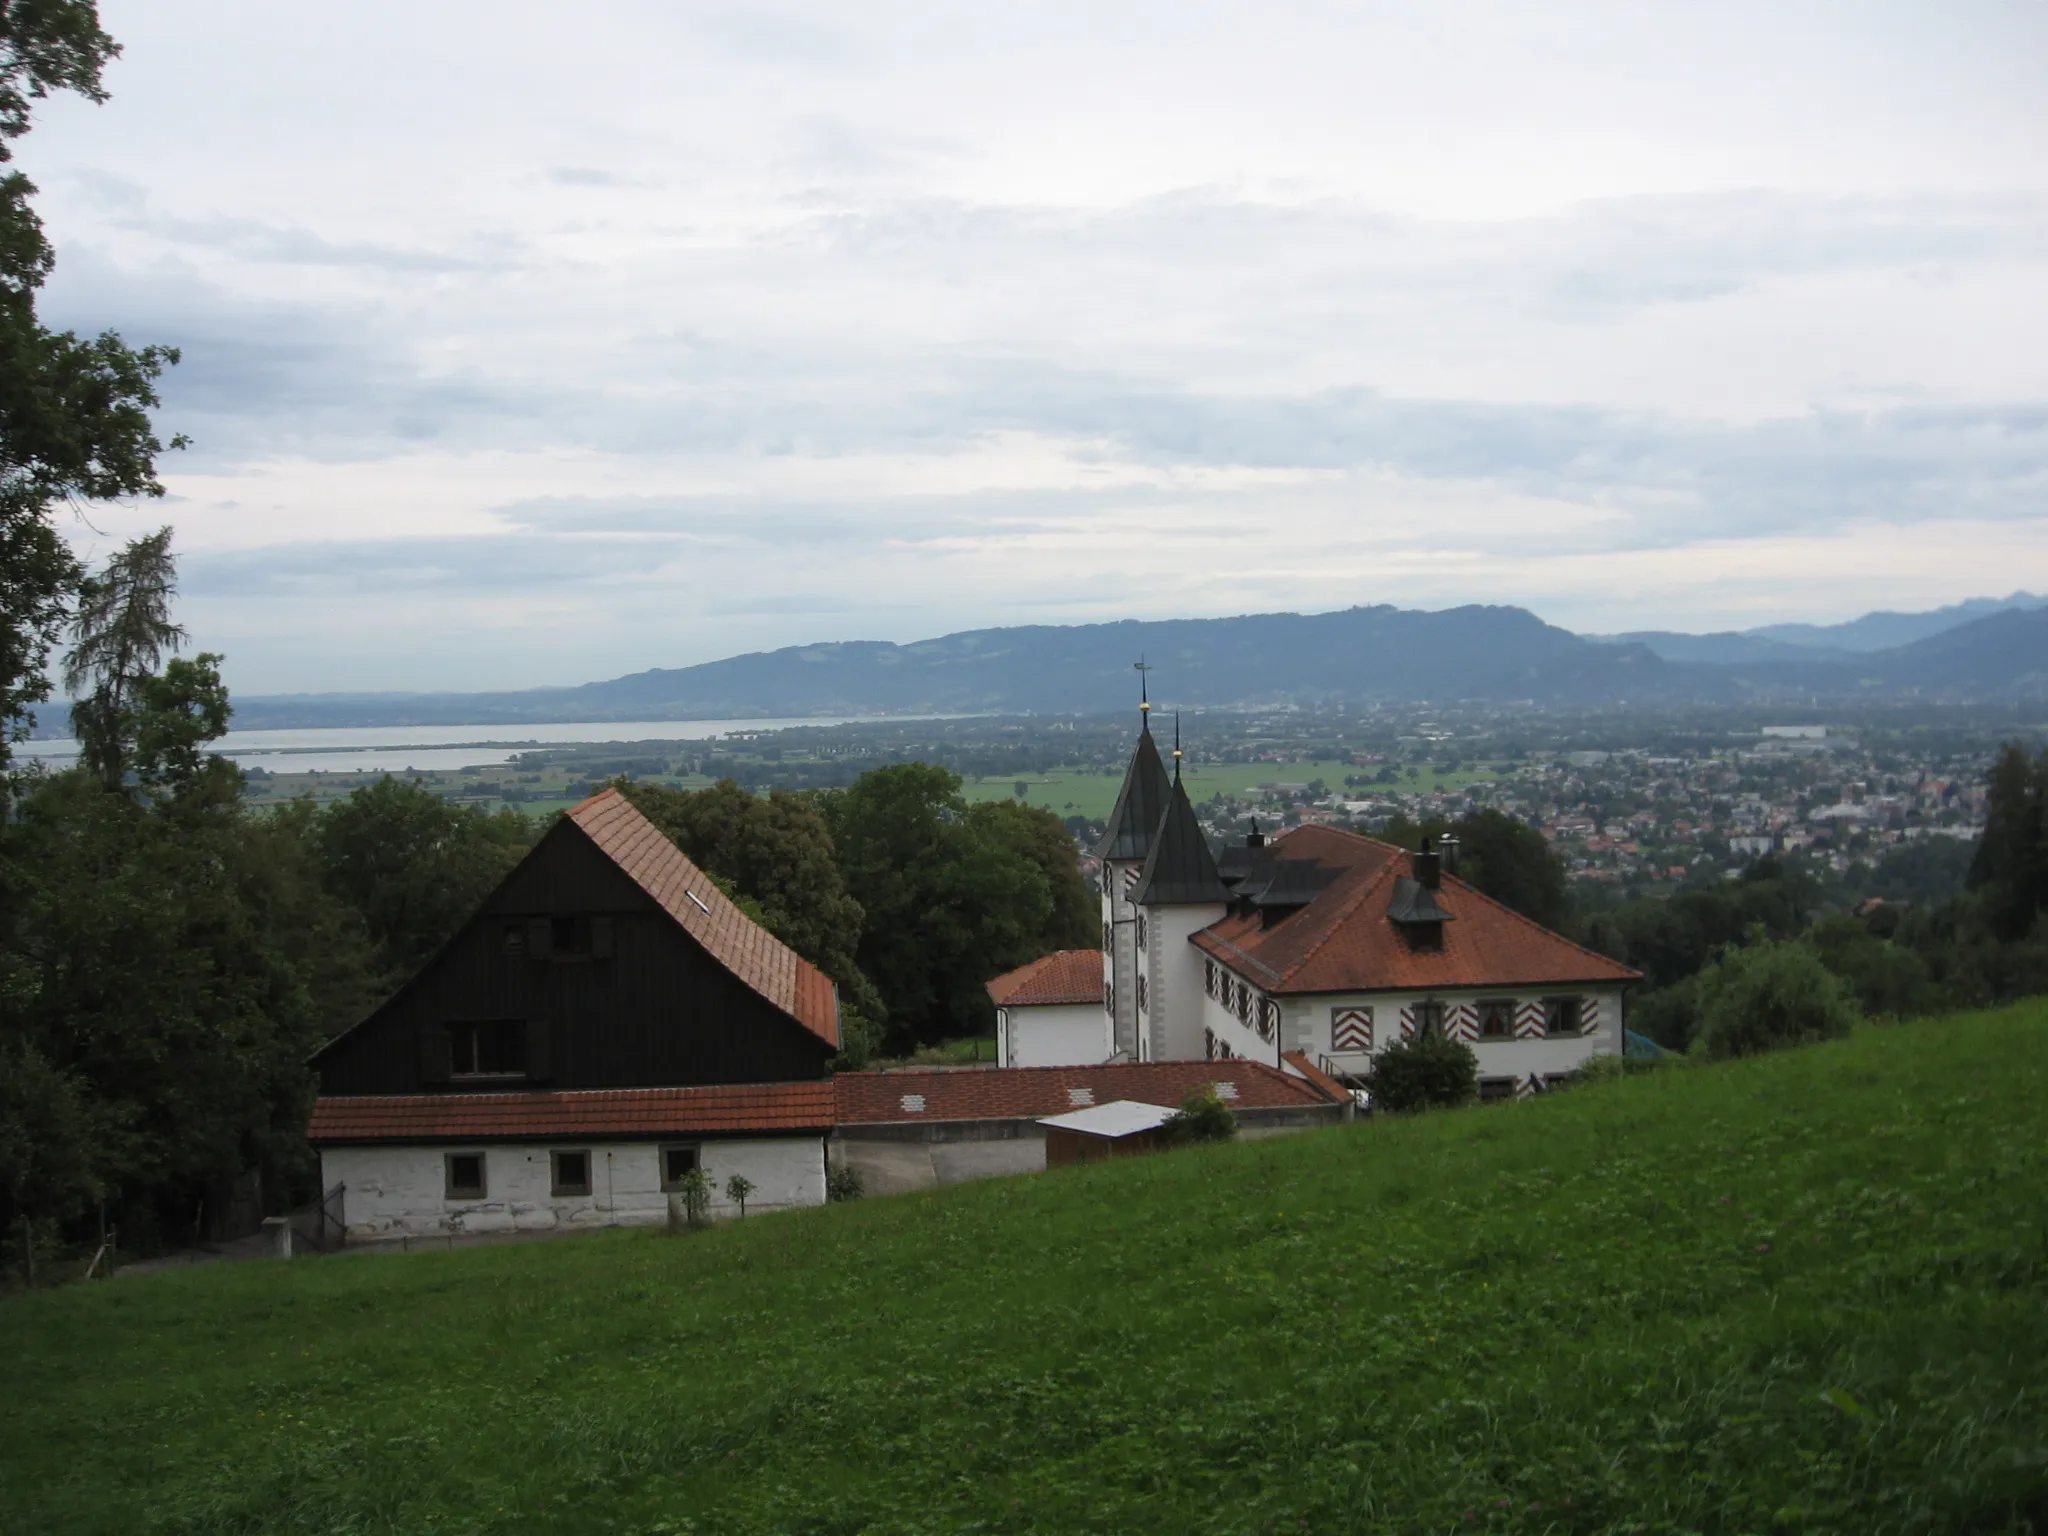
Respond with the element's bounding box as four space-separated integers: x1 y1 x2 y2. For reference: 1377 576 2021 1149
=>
20 0 2048 695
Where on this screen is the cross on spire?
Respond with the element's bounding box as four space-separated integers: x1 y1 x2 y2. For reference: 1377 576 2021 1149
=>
1134 657 1152 716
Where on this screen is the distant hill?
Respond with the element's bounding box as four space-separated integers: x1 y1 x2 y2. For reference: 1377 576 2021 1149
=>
228 606 1673 728
222 597 2048 731
1606 591 2048 664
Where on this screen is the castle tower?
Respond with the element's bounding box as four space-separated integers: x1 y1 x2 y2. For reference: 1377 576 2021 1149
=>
1131 726 1230 1062
1094 676 1172 1059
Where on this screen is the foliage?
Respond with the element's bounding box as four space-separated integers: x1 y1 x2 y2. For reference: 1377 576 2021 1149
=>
1968 741 2046 940
1162 1084 1236 1144
821 763 1094 1049
63 527 185 787
1691 938 1861 1061
0 5 183 772
668 1167 711 1231
617 778 884 1027
1362 1028 1479 1113
4 1006 2045 1530
312 777 535 986
723 1174 755 1217
1380 807 1571 929
824 1162 864 1202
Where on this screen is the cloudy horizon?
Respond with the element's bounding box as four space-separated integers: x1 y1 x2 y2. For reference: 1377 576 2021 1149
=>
21 1 2048 694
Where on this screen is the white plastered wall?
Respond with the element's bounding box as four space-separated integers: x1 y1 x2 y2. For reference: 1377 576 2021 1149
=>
318 1136 826 1242
1307 987 1627 1085
1002 1002 1114 1067
1142 902 1227 1063
1102 859 1142 1058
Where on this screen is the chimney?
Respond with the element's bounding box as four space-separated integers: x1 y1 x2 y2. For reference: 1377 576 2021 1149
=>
1246 818 1265 850
1438 835 1460 877
1413 836 1441 890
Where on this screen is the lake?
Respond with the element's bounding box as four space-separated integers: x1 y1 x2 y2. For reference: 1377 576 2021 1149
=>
16 716 911 775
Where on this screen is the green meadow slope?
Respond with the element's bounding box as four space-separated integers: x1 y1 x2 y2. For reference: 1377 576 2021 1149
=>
4 1006 2046 1535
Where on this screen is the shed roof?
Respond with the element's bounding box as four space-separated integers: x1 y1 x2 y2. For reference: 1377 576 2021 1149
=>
309 1081 837 1144
568 789 840 1049
836 1059 1339 1125
987 949 1104 1007
1037 1100 1176 1137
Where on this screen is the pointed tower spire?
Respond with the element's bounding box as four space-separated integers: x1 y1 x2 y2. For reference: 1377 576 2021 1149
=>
1095 665 1174 861
1133 756 1229 906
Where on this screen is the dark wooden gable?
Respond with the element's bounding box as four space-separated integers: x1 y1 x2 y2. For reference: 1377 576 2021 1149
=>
314 816 834 1096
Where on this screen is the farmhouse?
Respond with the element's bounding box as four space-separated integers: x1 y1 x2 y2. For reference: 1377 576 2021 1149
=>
309 788 841 1241
1085 706 1641 1097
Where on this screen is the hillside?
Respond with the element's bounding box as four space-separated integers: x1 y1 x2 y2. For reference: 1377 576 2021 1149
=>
223 598 2048 730
4 1004 2045 1534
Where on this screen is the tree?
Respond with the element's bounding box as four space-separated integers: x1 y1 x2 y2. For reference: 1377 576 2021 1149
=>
1967 743 2046 941
1362 1030 1478 1113
63 528 185 788
1163 1084 1236 1144
314 778 535 985
1691 939 1860 1061
1 6 184 775
616 778 884 1062
724 1173 755 1216
822 764 1080 1049
1379 808 1571 930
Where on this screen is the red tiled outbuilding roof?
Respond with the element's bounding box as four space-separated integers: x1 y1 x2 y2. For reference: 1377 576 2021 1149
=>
987 949 1104 1007
310 1081 836 1144
568 789 839 1049
1195 829 1640 995
835 1059 1340 1125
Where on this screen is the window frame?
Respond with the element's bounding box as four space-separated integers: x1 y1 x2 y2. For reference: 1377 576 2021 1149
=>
449 1018 528 1080
444 1150 487 1200
1414 998 1447 1038
658 1143 702 1193
1477 997 1516 1040
550 1148 592 1198
1543 996 1584 1038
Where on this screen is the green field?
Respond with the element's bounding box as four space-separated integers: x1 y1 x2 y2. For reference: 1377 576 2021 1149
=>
5 1006 2045 1534
964 761 1499 820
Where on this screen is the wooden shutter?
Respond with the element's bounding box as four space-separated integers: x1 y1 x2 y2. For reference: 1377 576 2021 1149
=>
525 1018 554 1082
417 1027 452 1086
590 915 615 959
526 918 552 960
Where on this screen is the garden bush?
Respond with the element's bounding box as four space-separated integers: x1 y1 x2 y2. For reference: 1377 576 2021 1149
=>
1363 1029 1478 1112
1692 938 1861 1060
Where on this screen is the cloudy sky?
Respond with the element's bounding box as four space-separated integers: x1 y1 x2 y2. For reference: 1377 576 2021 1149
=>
23 1 2048 694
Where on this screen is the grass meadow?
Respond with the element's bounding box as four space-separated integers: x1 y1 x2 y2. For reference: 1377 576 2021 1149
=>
962 760 1499 820
3 1004 2044 1534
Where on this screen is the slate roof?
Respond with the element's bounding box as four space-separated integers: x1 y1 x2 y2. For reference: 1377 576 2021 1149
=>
309 1081 837 1143
835 1059 1341 1125
1095 719 1173 862
987 949 1104 1007
568 789 839 1049
1194 826 1641 995
1132 770 1231 906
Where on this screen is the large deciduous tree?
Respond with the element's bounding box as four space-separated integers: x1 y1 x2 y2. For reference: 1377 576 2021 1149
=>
1 4 183 776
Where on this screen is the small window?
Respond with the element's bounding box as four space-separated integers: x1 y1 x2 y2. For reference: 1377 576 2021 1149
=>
1137 914 1148 950
551 1149 591 1197
445 1152 486 1200
1136 975 1149 1013
659 1144 701 1191
1415 999 1446 1038
552 915 590 957
1543 997 1583 1037
1479 1077 1517 1103
452 1020 526 1077
501 924 526 956
1478 999 1515 1039
1102 921 1112 951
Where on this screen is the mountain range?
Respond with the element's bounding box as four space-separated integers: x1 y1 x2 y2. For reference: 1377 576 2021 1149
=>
221 594 2048 730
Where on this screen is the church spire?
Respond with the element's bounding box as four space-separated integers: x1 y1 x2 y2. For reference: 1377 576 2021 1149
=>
1093 665 1173 861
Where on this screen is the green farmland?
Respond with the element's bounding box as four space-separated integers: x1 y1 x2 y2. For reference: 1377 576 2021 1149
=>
963 760 1500 820
4 1005 2045 1533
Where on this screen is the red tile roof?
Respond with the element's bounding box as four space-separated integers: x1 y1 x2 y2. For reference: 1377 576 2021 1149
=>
1196 829 1640 995
310 1081 836 1143
987 949 1104 1007
835 1059 1340 1124
1281 1050 1354 1103
569 789 839 1049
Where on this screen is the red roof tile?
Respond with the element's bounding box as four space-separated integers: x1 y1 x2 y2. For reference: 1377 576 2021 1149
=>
310 1081 836 1143
835 1059 1340 1124
987 949 1104 1007
1197 831 1640 995
568 788 839 1049
1281 1050 1354 1103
